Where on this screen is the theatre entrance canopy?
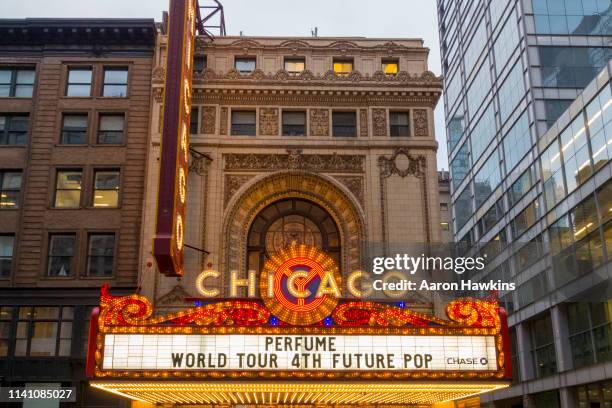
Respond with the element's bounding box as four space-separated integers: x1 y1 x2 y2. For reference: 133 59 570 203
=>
86 281 511 406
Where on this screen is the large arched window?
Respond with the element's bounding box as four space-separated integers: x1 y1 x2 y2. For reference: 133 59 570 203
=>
247 198 341 273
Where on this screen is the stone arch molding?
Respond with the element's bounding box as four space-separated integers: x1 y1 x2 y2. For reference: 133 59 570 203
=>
221 171 366 281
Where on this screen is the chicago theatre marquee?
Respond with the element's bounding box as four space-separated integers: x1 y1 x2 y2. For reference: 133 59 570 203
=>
86 2 511 406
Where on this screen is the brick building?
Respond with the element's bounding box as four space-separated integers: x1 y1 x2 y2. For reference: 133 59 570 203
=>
0 18 156 406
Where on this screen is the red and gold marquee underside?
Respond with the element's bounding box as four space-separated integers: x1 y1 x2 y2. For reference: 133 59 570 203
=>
87 285 511 406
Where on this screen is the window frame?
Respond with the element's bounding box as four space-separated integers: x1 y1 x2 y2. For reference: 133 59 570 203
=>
230 109 257 136
0 114 29 145
60 113 89 145
65 67 93 97
92 169 121 208
234 57 256 75
332 111 357 137
15 306 73 357
0 67 35 98
382 59 399 76
102 66 129 98
53 169 83 209
0 170 22 210
389 111 410 137
333 58 354 76
86 233 116 277
97 113 126 145
46 233 77 278
190 106 199 134
284 58 306 75
282 110 307 136
0 234 15 278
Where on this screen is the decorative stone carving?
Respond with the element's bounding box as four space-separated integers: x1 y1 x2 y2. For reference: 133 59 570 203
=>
413 109 428 137
219 107 229 134
152 66 165 83
310 109 329 136
378 147 426 179
156 285 193 306
158 105 164 133
224 175 254 207
189 150 212 176
224 151 364 173
188 68 442 88
259 108 279 136
372 108 387 137
360 109 368 137
335 176 364 206
201 106 216 134
222 171 366 278
152 87 164 103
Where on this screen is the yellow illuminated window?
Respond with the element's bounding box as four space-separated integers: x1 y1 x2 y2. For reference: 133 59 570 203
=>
383 60 399 75
333 59 353 76
54 170 82 208
93 170 120 208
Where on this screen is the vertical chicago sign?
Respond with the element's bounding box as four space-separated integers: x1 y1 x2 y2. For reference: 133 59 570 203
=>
154 0 197 276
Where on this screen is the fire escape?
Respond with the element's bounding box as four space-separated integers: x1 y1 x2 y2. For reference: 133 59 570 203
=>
196 0 226 38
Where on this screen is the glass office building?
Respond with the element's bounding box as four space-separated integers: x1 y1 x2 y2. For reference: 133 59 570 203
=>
437 0 612 406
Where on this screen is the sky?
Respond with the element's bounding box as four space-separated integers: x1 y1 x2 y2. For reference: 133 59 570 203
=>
0 0 449 169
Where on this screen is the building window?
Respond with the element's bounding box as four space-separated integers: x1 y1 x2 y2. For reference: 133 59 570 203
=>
0 68 35 97
60 114 88 145
54 170 82 208
530 313 557 377
47 234 76 277
247 198 341 274
333 59 353 76
0 235 14 277
0 306 12 356
509 328 520 382
332 111 356 137
440 222 450 231
235 58 256 75
231 110 256 135
511 199 539 238
284 58 305 75
102 67 128 97
66 68 92 97
382 59 399 75
15 306 73 357
87 233 115 276
587 85 612 172
0 114 28 145
390 112 410 136
282 111 306 136
194 56 207 72
98 114 125 144
0 171 22 209
93 170 120 208
190 106 199 134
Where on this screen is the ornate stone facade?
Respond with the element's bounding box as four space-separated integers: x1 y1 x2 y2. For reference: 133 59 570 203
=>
141 35 443 305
